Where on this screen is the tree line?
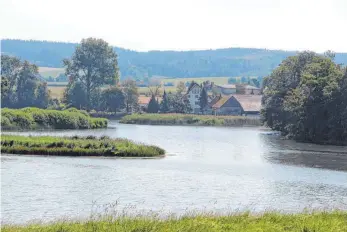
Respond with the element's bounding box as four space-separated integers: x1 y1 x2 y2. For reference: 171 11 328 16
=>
4 39 347 79
262 51 347 145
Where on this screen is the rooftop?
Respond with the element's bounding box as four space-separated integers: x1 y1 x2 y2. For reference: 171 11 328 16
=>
233 94 262 112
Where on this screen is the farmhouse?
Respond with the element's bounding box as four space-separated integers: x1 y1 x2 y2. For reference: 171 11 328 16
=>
211 94 262 116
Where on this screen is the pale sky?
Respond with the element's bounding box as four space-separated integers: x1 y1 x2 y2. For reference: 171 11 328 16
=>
1 0 346 52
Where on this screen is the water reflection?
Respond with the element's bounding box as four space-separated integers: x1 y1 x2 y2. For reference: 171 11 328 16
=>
260 135 347 171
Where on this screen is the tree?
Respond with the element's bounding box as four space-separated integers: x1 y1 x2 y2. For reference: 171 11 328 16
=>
199 87 208 113
1 55 50 109
1 55 21 107
35 82 50 108
176 81 186 96
63 38 119 111
122 79 139 113
262 51 346 145
16 61 39 108
147 95 159 113
63 81 87 109
160 90 170 113
102 86 125 113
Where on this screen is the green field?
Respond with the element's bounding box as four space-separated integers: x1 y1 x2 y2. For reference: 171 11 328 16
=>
38 67 65 78
2 211 346 232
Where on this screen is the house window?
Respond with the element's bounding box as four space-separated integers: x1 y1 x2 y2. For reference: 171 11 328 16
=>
195 95 199 98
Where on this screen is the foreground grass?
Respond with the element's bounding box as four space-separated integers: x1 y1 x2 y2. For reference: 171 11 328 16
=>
1 135 165 157
2 212 347 232
120 113 261 126
1 108 108 130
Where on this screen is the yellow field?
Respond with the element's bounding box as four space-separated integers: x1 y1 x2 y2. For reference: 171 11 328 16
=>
48 86 65 99
162 77 230 85
48 86 178 100
38 67 65 78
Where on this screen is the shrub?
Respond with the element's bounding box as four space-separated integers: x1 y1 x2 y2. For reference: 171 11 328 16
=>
1 108 108 130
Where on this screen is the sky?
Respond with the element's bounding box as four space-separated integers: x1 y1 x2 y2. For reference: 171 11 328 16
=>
1 0 346 52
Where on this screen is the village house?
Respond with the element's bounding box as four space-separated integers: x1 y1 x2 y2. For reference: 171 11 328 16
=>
211 94 262 116
185 81 262 115
186 82 203 114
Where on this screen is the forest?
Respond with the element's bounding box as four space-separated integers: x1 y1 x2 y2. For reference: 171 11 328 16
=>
3 39 347 80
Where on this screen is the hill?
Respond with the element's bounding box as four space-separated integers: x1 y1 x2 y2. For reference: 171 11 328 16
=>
2 39 347 80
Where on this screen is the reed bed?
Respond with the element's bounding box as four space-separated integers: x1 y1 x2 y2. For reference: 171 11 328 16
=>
120 113 261 126
2 211 346 232
1 135 165 157
1 108 108 130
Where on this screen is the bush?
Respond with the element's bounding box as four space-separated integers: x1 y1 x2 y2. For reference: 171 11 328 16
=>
1 108 108 130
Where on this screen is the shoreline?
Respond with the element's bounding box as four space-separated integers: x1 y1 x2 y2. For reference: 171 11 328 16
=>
2 211 346 231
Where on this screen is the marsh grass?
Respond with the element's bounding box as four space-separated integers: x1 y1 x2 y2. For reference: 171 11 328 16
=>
1 108 108 130
2 211 346 232
120 113 261 126
1 135 165 157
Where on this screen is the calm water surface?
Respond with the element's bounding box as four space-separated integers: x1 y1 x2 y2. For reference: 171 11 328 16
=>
2 122 347 223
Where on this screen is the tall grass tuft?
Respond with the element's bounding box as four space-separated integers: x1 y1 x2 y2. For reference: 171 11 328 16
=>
120 113 261 126
1 134 165 157
1 107 108 130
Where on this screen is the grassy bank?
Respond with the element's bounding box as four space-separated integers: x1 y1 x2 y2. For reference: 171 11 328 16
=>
1 135 165 157
1 108 108 130
120 113 261 126
2 211 346 232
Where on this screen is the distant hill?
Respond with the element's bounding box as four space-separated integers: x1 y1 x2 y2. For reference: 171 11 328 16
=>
2 39 347 80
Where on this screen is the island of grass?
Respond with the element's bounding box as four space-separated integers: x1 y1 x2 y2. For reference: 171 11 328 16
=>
1 107 108 130
2 211 346 232
1 135 165 157
120 113 261 126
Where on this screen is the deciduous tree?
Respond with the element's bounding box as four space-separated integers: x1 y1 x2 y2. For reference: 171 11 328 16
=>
63 38 119 111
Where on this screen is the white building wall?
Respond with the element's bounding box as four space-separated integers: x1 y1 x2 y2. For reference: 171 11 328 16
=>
187 85 201 113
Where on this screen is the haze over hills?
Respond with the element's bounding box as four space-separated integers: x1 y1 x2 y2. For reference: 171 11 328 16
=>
2 39 347 80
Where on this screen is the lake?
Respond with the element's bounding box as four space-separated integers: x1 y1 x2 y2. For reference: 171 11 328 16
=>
1 122 347 224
